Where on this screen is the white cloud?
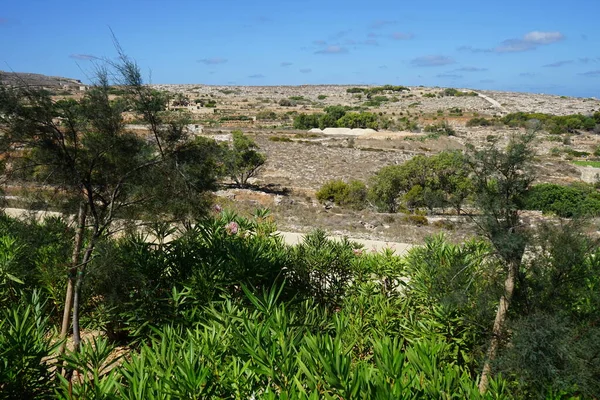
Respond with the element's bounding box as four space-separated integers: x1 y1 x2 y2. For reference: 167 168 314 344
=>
523 31 564 45
495 31 564 53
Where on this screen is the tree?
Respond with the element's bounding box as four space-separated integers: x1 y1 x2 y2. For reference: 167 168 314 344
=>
466 133 536 393
368 151 471 214
368 165 407 212
225 130 266 187
0 49 223 352
293 113 321 130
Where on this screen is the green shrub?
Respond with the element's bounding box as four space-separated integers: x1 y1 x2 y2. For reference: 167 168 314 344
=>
466 117 493 127
293 113 322 129
317 94 327 100
0 291 57 399
523 183 600 217
403 214 429 226
256 110 277 120
502 112 597 134
423 120 456 136
316 180 367 209
268 135 292 142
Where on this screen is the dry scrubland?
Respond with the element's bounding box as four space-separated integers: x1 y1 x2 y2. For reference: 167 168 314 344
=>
147 84 600 243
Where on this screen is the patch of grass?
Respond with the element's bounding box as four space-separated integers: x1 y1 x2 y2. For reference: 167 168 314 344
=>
269 136 293 142
572 160 600 168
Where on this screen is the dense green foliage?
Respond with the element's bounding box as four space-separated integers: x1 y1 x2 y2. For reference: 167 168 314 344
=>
316 179 367 209
524 183 600 217
224 131 266 187
502 112 600 134
368 151 471 213
293 106 385 130
346 85 409 95
442 88 478 97
1 210 598 398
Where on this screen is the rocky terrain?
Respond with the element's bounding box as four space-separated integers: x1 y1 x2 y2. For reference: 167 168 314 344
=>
0 71 86 89
5 73 600 244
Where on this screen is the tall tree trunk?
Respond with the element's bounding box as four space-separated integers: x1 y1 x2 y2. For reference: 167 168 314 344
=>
479 259 518 393
58 201 87 355
72 236 97 350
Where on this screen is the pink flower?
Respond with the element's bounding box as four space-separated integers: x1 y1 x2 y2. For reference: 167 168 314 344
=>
213 204 223 213
224 221 239 235
353 248 364 256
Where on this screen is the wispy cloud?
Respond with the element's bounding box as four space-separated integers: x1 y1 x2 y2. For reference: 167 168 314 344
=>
313 39 327 46
69 54 96 61
460 31 564 54
495 31 564 53
248 74 265 79
455 66 488 72
315 45 348 55
378 65 388 69
437 74 462 79
369 20 396 29
280 62 293 67
411 55 455 67
198 57 228 65
299 68 312 73
543 60 573 68
480 79 495 83
519 72 536 78
579 57 600 64
578 70 600 77
0 18 8 24
391 32 414 40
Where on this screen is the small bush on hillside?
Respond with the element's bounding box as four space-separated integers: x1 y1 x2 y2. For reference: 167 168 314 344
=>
466 117 493 127
423 120 456 136
316 180 367 209
278 99 295 107
256 110 277 120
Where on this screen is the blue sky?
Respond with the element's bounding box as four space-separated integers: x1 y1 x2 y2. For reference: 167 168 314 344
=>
1 0 599 96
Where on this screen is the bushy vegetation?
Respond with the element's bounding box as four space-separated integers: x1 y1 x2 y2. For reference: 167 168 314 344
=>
422 120 456 136
256 110 277 120
368 151 471 213
502 112 600 134
316 179 367 209
2 207 599 398
467 117 494 127
442 88 478 97
293 106 387 130
524 182 600 217
346 85 409 95
224 131 266 187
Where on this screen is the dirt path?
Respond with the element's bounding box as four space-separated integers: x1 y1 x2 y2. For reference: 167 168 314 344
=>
278 231 413 255
475 92 507 114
